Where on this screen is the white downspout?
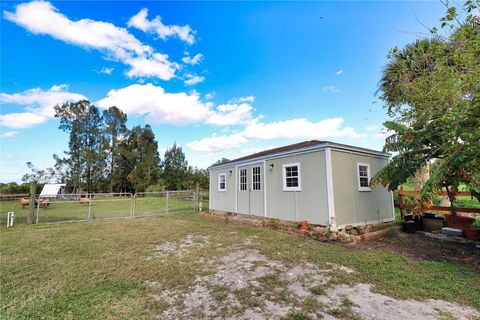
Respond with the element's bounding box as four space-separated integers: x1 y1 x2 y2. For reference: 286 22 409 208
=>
325 148 336 230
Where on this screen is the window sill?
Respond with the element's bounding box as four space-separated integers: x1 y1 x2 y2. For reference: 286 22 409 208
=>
358 187 372 192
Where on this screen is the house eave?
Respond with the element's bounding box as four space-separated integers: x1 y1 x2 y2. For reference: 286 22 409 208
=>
208 142 391 170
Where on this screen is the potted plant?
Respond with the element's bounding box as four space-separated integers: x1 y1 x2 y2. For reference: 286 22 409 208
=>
402 219 417 233
422 212 445 233
463 217 480 241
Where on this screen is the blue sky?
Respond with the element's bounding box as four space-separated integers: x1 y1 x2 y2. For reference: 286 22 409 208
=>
1 1 446 182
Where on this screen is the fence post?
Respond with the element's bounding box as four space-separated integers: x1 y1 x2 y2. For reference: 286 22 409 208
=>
88 194 92 220
28 182 36 224
195 183 199 211
398 187 405 219
36 199 41 224
131 194 135 218
166 191 169 214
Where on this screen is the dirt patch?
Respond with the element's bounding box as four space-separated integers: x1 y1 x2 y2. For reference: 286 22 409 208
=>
144 234 211 260
324 283 479 320
350 229 480 271
147 234 480 319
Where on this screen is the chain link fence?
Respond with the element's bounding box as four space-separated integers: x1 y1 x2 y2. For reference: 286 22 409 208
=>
29 190 209 224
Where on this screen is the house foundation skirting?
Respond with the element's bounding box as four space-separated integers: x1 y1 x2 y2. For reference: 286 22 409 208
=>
203 210 396 243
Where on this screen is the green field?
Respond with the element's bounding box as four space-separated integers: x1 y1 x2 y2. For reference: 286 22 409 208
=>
0 213 479 319
0 196 200 225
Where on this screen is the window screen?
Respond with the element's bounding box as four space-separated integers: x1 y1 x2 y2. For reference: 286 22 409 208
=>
283 163 301 191
252 166 261 191
358 165 369 188
218 174 226 191
239 169 247 191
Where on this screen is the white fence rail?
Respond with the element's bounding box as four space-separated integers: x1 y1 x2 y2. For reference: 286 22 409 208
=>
31 190 209 225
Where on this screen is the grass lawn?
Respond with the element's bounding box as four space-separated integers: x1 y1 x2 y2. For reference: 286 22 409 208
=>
1 212 479 319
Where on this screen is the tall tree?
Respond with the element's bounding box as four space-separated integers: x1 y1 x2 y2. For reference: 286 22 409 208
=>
103 106 128 192
54 100 106 193
162 143 188 190
372 1 480 213
119 125 161 192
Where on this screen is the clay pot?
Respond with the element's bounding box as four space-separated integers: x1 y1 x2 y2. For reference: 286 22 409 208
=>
299 220 309 231
463 227 480 241
446 214 474 229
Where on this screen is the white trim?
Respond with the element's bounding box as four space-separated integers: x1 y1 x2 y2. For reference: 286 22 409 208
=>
218 173 227 192
325 148 335 226
209 142 390 170
251 165 262 191
357 163 371 192
209 171 212 210
263 160 267 217
234 165 238 212
282 162 301 192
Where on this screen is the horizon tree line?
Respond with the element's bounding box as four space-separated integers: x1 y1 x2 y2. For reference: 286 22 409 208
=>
15 100 209 194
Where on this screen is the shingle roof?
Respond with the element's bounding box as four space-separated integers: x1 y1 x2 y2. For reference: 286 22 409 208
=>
211 140 326 167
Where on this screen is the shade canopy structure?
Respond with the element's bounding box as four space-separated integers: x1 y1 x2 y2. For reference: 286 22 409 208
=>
39 184 66 198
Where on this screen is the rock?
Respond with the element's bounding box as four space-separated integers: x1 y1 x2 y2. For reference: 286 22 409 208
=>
337 231 353 243
312 226 327 236
328 232 338 241
345 224 353 231
356 225 366 235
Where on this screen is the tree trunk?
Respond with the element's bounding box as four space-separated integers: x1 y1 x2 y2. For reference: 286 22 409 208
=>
446 186 456 222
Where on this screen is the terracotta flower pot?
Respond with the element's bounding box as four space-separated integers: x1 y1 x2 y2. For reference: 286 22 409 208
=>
446 214 474 229
463 227 480 241
299 220 309 231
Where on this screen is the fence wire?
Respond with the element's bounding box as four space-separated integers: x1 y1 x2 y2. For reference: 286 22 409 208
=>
28 190 206 225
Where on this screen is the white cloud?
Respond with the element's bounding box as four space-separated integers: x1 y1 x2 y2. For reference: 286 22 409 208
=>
1 131 19 139
4 1 178 80
321 85 341 93
0 84 86 128
0 112 48 129
97 67 114 74
187 133 248 153
182 53 203 65
335 70 343 75
188 117 366 152
229 96 255 104
205 92 216 100
128 8 196 45
96 83 255 127
96 83 209 125
184 74 205 86
205 103 254 126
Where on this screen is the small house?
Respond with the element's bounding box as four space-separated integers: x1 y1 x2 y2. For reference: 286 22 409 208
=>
208 140 394 228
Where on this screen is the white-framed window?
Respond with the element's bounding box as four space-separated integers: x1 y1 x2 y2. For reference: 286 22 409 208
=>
218 173 227 191
357 163 371 191
252 166 261 191
282 162 301 191
239 168 247 191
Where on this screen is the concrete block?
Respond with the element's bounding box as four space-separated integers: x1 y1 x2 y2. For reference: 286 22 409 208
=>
441 227 463 237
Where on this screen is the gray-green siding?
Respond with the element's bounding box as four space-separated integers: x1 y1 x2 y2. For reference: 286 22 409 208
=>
331 149 394 226
265 151 329 225
209 147 393 227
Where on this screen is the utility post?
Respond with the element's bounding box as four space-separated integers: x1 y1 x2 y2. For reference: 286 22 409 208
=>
28 182 37 224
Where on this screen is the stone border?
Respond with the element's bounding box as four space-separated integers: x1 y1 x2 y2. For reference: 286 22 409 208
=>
202 210 397 243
